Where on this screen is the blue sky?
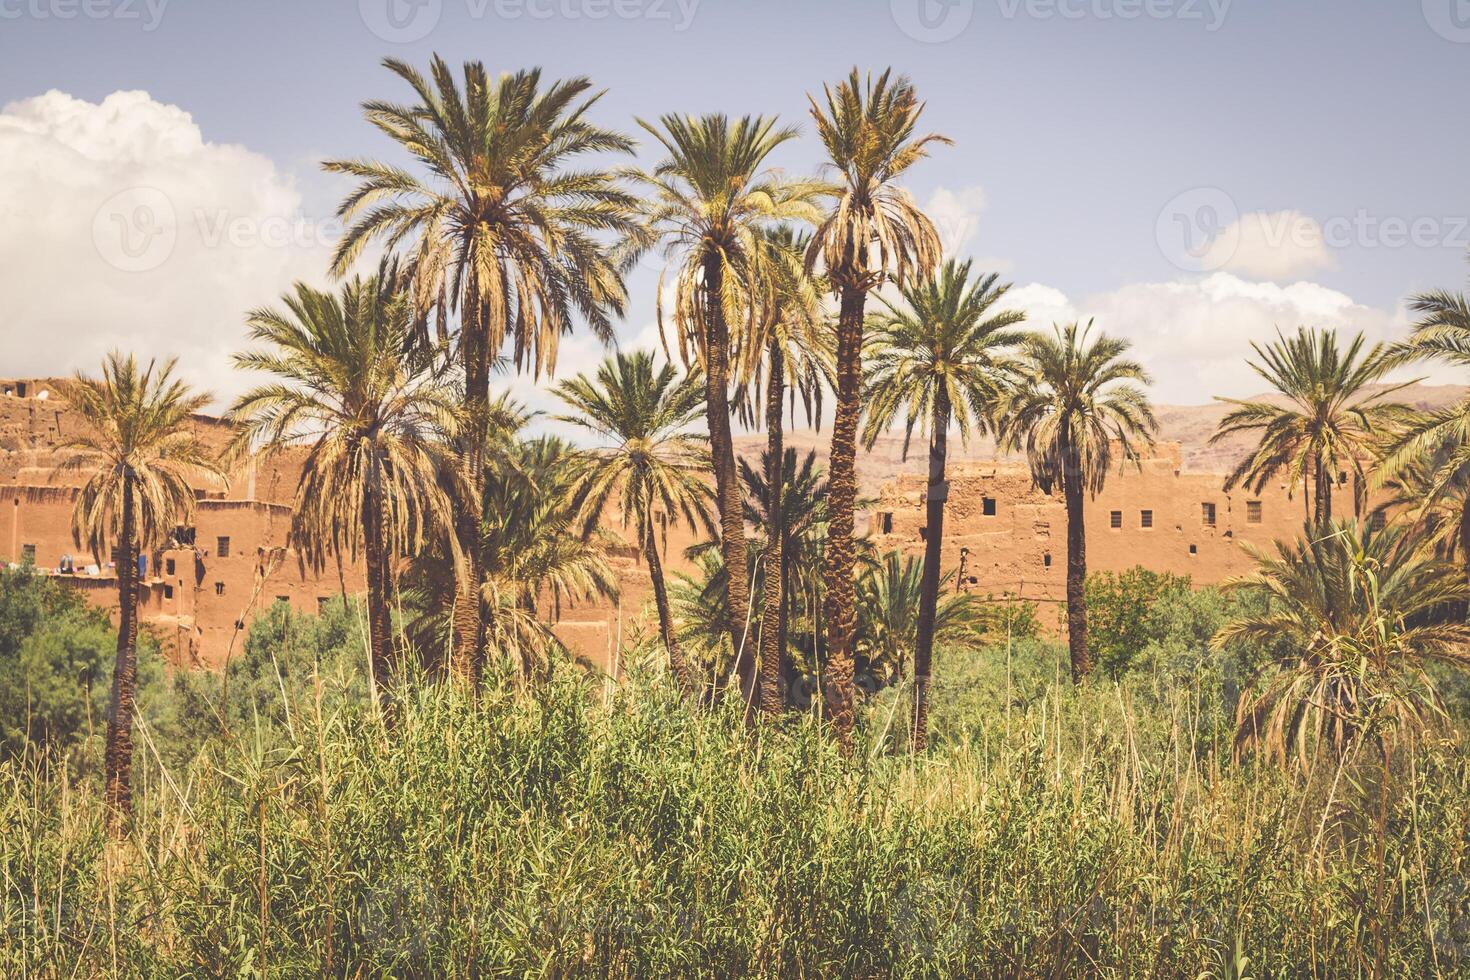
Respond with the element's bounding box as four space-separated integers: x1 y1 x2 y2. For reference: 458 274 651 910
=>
1 0 1468 415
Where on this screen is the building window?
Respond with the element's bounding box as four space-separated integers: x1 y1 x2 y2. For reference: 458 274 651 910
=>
1370 511 1387 532
1140 509 1154 529
1338 471 1349 486
318 596 331 614
879 512 893 534
215 582 225 596
20 543 36 565
1246 501 1263 524
982 497 997 517
1202 502 1217 527
216 536 230 558
165 558 176 576
275 595 290 607
1043 552 1052 568
1109 511 1122 529
1189 544 1198 555
164 584 174 600
172 525 196 547
919 526 928 541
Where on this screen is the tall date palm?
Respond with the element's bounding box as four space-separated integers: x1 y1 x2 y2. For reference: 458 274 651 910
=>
326 55 638 684
805 68 949 745
226 274 462 710
630 113 827 706
57 354 220 833
1000 322 1156 683
861 259 1025 748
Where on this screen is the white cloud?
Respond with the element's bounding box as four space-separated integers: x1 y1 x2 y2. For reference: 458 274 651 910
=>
0 90 340 407
1203 209 1335 281
1046 272 1426 403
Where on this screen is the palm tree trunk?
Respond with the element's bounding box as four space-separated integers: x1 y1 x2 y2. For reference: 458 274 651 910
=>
1063 442 1091 684
701 252 755 707
759 343 786 715
451 291 487 686
644 517 694 695
1459 496 1470 585
104 472 139 835
1314 456 1333 525
911 388 951 751
822 283 866 749
362 481 394 711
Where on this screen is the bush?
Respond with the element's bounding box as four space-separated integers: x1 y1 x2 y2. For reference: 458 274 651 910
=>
1084 567 1193 678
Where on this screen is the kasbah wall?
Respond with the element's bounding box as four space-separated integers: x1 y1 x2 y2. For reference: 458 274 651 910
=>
1 377 1374 672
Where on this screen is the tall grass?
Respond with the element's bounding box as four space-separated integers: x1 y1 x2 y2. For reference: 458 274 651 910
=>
3 644 1469 977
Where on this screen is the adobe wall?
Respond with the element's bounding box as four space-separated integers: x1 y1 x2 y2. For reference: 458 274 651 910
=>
865 444 1355 627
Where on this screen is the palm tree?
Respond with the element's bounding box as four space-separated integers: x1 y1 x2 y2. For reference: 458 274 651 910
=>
742 226 829 713
326 55 638 684
630 113 827 707
861 259 1025 749
739 448 830 701
225 274 461 710
805 68 949 746
56 353 220 832
554 351 715 694
999 321 1157 683
481 436 619 682
1214 520 1470 770
1212 327 1407 525
853 551 986 699
1378 280 1470 580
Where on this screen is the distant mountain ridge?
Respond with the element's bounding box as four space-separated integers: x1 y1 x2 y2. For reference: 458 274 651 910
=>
734 383 1470 497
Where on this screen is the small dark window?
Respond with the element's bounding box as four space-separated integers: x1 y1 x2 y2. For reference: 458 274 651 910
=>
919 526 928 542
275 595 290 607
1202 502 1217 527
1338 471 1349 486
966 576 978 585
982 497 997 516
1043 552 1053 568
1109 511 1122 529
1370 512 1387 532
214 582 225 596
216 536 230 558
1140 510 1154 529
165 558 176 576
318 596 331 614
15 382 26 398
879 512 893 534
164 584 174 600
1246 501 1262 524
173 525 196 547
1189 544 1198 555
20 543 36 565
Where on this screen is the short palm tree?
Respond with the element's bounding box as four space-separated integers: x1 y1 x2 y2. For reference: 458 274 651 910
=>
806 67 949 746
854 551 985 698
861 259 1025 749
742 226 830 713
1378 281 1470 579
1214 520 1470 770
225 274 461 710
327 55 638 683
629 113 827 707
1000 321 1157 683
1212 327 1407 525
56 353 220 832
554 351 715 694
